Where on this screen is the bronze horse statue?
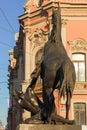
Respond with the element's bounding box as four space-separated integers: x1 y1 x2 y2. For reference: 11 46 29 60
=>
13 5 76 124
40 6 76 122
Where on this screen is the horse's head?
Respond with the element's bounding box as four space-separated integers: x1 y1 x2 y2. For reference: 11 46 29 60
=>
50 6 62 43
52 6 61 27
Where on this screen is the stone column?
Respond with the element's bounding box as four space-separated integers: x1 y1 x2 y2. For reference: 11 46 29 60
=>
23 27 31 81
61 19 67 48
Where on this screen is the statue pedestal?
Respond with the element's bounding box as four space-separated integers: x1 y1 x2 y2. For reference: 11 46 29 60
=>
16 124 87 130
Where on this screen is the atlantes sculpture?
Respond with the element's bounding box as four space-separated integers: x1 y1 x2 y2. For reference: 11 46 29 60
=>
13 3 76 124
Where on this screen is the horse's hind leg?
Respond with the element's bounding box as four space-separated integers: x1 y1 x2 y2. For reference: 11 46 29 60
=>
66 91 71 119
42 70 56 123
42 86 55 123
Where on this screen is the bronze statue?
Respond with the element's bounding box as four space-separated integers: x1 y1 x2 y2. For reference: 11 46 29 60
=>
13 4 76 125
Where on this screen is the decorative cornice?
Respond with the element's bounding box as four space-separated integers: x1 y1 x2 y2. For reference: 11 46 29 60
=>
19 1 87 25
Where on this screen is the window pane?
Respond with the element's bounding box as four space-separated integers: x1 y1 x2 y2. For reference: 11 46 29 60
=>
72 54 85 61
73 62 78 81
74 103 86 125
72 53 85 82
79 63 85 81
74 103 85 109
74 111 79 124
80 112 85 125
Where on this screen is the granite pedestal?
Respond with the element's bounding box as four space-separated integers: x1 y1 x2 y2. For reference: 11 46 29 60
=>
16 124 87 130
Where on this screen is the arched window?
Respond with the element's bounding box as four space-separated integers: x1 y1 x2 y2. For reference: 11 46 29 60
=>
35 48 43 84
72 53 85 82
74 103 86 125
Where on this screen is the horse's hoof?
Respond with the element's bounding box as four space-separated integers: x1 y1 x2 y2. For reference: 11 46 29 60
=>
24 115 44 124
24 118 44 124
68 120 76 125
72 120 76 125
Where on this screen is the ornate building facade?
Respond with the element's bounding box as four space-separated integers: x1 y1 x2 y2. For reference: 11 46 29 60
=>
7 0 87 129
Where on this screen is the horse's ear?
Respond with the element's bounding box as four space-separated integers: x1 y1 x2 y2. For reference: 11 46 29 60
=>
56 1 61 15
57 1 61 11
57 1 61 7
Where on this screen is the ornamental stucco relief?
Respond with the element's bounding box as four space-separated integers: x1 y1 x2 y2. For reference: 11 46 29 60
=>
75 82 87 90
24 0 31 12
33 0 44 7
70 38 87 52
24 0 43 11
29 28 48 50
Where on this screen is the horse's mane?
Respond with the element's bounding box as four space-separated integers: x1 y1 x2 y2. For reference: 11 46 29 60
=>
49 7 62 43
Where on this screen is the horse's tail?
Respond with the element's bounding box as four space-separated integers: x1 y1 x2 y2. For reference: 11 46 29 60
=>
59 61 76 98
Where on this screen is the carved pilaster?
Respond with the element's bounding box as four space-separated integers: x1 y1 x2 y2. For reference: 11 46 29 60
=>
23 26 31 37
23 27 31 80
61 19 67 47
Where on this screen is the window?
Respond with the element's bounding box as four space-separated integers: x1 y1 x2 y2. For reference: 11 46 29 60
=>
72 53 85 82
35 48 43 84
74 103 86 125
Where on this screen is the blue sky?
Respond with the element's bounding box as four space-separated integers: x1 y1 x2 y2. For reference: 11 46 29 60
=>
0 0 25 126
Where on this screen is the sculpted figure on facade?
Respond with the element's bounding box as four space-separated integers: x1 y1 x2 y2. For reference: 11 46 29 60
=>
24 0 44 11
33 0 44 7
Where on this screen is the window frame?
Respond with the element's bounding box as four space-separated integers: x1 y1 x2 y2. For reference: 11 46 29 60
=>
72 53 86 82
74 102 86 125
